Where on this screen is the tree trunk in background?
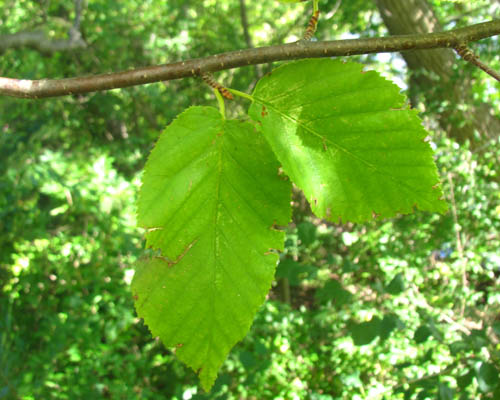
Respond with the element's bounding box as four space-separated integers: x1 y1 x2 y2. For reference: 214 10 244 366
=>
375 0 500 146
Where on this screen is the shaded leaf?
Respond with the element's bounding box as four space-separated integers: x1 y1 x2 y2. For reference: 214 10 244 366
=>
379 313 401 341
249 59 447 223
239 351 257 370
449 340 468 355
414 325 433 343
492 321 500 336
422 349 434 363
275 258 316 286
297 221 317 246
315 279 352 306
385 273 405 295
456 370 474 389
351 317 381 346
342 258 359 272
438 382 454 400
417 390 431 400
466 329 488 351
133 107 291 391
477 362 499 392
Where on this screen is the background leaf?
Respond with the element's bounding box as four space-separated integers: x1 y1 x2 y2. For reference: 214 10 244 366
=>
379 314 401 342
249 59 447 223
275 258 316 286
385 273 405 295
438 382 454 400
315 279 352 306
133 107 291 390
477 362 500 393
414 325 433 344
350 317 381 346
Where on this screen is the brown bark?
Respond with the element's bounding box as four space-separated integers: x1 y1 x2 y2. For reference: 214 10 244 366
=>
1 20 498 99
375 0 500 145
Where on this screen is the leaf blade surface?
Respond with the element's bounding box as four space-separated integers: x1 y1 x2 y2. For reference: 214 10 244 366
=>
249 59 447 223
134 107 291 390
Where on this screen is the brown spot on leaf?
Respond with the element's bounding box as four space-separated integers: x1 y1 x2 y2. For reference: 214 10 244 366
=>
261 106 268 117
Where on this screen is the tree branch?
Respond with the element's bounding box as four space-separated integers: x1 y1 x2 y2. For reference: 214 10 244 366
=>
0 20 498 99
0 30 87 55
0 0 86 56
239 0 254 49
455 43 500 82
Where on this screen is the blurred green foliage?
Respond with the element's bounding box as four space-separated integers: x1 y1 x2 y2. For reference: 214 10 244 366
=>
1 0 499 399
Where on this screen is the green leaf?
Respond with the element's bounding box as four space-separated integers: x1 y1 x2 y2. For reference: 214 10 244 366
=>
315 279 352 306
239 351 257 370
249 59 447 223
385 273 405 295
456 370 474 390
492 321 500 336
466 329 488 350
414 325 433 343
342 258 359 272
297 221 317 246
275 258 316 286
422 349 434 363
449 340 468 355
379 313 400 342
438 382 454 400
133 107 291 391
477 362 499 392
350 317 381 346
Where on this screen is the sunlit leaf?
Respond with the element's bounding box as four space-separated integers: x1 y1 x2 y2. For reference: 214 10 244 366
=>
249 59 447 223
133 107 291 391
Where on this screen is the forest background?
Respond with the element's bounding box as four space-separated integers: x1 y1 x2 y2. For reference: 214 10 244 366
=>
0 0 499 399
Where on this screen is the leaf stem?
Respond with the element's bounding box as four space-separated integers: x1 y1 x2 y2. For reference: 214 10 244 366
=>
213 88 226 120
227 88 254 102
313 0 318 14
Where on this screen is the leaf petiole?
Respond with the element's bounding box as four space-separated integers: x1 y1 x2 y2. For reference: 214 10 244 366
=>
227 88 254 102
213 88 226 120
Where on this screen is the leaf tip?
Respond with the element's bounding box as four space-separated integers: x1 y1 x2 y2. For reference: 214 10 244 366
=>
199 368 218 393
